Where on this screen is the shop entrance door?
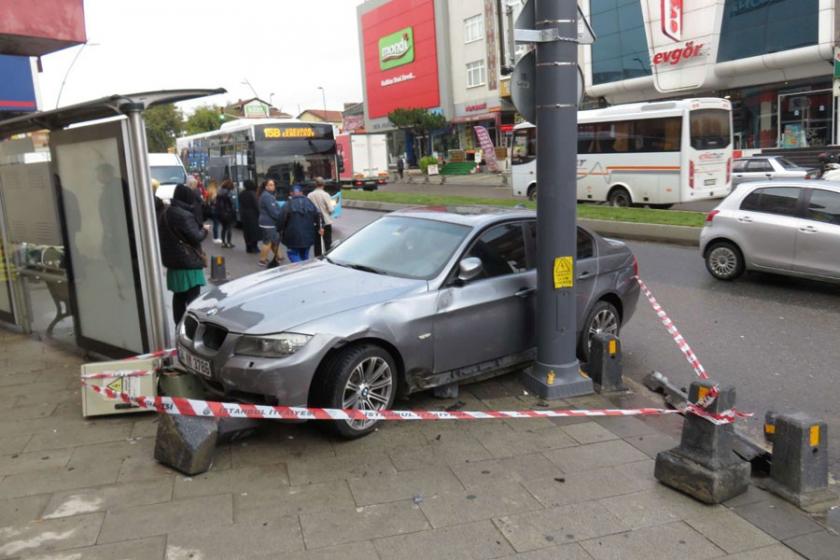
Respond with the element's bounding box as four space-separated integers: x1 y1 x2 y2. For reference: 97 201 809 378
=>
777 90 833 148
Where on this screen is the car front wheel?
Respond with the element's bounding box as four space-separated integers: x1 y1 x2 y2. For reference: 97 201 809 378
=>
317 343 397 439
578 300 620 362
705 241 744 281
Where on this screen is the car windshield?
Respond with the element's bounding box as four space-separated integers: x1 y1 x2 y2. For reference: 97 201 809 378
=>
328 216 471 280
776 157 801 170
150 165 187 185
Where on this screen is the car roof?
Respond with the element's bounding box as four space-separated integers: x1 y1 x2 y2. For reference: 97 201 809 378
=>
737 180 840 192
389 206 535 227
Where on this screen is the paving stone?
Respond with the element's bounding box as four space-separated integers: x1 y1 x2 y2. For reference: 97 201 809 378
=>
24 536 166 560
718 544 807 560
235 480 355 521
331 424 428 456
561 422 620 445
543 440 649 473
281 541 380 560
0 512 104 559
503 417 560 433
579 521 724 560
230 436 336 468
685 509 776 554
419 480 542 528
165 514 304 559
97 494 233 544
0 448 72 476
299 500 429 549
286 451 396 486
0 371 44 387
625 432 680 459
0 402 59 420
619 459 659 491
388 438 494 471
783 530 840 560
523 466 648 508
130 417 160 439
477 426 578 458
0 494 50 526
599 487 723 530
41 479 174 519
68 438 156 468
348 465 463 506
0 462 121 499
0 433 31 455
451 453 563 490
590 416 662 438
173 464 289 499
723 484 775 508
498 543 595 560
734 497 823 541
494 501 628 552
374 519 513 559
117 446 232 483
24 423 134 452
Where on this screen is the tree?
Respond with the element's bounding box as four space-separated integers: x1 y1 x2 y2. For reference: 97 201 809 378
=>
184 105 224 135
387 108 448 159
144 104 183 152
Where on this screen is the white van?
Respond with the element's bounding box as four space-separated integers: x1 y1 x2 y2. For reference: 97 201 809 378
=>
149 153 188 203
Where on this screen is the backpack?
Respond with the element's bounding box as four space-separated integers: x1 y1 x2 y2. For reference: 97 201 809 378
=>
216 190 236 223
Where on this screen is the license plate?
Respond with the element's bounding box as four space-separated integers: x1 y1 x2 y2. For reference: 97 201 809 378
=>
704 179 717 186
179 346 212 378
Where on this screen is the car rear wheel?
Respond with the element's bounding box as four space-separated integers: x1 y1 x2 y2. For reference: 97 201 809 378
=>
705 241 744 281
317 344 397 439
608 187 632 208
578 300 620 362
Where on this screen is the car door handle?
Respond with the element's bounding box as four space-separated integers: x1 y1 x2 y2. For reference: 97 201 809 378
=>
799 225 818 233
514 287 536 298
577 271 592 280
737 216 753 223
765 174 772 178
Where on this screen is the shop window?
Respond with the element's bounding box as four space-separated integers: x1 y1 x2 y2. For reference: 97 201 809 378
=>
590 0 651 85
464 14 484 44
718 0 818 63
466 60 486 88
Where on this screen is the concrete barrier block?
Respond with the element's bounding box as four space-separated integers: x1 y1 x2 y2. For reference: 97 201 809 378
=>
589 333 626 393
154 414 219 476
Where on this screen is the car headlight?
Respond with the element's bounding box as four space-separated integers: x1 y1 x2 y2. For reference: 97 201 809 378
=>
234 333 312 358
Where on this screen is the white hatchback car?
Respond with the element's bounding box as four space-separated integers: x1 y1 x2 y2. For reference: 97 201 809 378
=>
700 180 840 283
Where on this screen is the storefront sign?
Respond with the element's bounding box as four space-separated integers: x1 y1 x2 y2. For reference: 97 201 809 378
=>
474 126 498 172
244 100 269 118
652 41 704 65
0 55 37 113
379 27 415 70
466 103 488 112
380 73 415 87
661 0 684 42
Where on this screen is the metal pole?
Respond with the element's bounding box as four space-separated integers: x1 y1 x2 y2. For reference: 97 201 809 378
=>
521 0 592 399
123 104 171 351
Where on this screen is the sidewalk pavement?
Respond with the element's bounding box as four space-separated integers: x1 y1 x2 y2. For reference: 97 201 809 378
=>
2 329 838 559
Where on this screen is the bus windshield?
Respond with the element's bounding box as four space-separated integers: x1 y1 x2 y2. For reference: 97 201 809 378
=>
254 123 336 190
690 109 731 150
512 128 536 165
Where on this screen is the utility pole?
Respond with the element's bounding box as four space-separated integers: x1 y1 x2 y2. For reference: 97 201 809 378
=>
517 0 593 399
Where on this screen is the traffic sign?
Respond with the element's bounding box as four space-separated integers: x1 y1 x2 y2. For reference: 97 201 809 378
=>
511 50 584 123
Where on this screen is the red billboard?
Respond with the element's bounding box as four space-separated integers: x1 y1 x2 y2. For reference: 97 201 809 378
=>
361 0 440 120
0 0 86 56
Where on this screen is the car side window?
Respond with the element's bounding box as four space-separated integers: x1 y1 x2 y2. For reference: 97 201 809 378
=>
525 222 595 261
806 189 840 226
746 159 772 173
732 160 748 172
740 187 801 217
467 223 528 279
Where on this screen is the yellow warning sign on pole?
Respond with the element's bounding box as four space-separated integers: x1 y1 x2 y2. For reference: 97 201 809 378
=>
553 256 574 289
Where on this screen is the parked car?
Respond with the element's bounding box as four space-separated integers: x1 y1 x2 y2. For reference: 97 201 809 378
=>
731 156 810 187
176 207 640 438
701 180 840 283
148 153 188 203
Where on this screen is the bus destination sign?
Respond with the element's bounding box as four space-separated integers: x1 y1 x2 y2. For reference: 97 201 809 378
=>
258 124 332 140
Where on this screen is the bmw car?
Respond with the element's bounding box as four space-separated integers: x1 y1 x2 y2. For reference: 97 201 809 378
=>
177 207 640 438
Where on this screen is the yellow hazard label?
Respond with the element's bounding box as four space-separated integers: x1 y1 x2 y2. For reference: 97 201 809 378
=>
608 339 617 356
553 257 574 289
106 378 123 392
810 425 820 447
546 371 556 385
696 386 710 403
764 423 776 435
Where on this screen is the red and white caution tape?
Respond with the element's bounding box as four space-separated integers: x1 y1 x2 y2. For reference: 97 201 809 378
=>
130 348 177 361
81 369 157 380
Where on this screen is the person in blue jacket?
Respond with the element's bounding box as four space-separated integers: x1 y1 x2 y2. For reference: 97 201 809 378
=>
278 185 324 263
257 179 282 266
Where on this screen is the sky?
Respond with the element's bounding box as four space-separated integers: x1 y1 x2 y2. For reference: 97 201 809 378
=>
36 0 367 116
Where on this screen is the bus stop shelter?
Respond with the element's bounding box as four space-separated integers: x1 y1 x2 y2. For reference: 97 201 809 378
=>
0 89 224 358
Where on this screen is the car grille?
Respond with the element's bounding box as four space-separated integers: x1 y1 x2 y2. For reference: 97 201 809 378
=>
202 323 228 350
183 315 199 340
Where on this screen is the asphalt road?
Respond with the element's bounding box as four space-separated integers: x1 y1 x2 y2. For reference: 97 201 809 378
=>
220 208 840 476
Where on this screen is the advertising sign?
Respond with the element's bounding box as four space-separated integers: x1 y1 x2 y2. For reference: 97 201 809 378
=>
0 55 37 113
474 126 499 172
661 0 683 42
362 0 440 119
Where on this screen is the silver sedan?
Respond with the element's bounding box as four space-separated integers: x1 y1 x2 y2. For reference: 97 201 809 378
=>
177 207 640 438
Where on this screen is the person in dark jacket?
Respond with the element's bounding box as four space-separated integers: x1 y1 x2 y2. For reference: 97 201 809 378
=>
216 179 237 248
258 179 283 266
239 180 261 253
185 175 205 226
278 185 323 263
159 184 209 324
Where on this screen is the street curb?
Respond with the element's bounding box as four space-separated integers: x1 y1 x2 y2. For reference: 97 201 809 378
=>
343 199 701 247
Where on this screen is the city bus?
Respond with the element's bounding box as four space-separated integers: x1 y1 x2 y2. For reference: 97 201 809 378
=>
511 98 733 208
176 118 340 201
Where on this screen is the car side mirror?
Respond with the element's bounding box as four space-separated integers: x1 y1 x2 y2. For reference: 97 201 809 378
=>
457 257 483 283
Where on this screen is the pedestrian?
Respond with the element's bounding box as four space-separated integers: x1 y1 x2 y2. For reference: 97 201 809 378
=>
184 175 205 226
239 180 262 253
397 156 404 180
258 179 283 266
205 180 221 243
216 179 237 248
278 184 323 263
159 184 210 325
307 177 334 257
151 179 165 220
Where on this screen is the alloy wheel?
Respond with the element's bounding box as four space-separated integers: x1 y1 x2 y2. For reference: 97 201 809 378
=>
588 308 619 351
341 356 393 431
709 246 738 278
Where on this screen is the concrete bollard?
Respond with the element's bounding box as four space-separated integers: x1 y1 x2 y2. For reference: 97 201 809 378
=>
588 333 626 393
654 380 750 504
762 413 834 509
210 255 226 283
154 414 219 475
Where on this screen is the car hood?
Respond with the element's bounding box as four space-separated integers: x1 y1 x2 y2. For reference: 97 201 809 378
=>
189 260 427 334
